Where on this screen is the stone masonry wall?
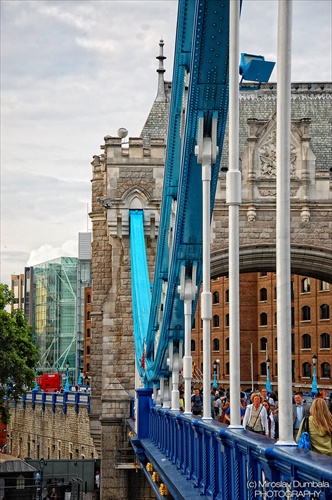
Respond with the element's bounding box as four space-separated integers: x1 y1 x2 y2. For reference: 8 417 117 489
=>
7 403 97 460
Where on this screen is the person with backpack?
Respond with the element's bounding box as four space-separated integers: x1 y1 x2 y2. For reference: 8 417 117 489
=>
296 398 332 456
191 388 203 416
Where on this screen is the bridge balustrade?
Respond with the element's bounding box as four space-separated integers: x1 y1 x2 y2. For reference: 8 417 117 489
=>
134 400 332 500
13 391 90 414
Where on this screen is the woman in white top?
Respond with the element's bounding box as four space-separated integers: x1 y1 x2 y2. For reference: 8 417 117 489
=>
242 392 269 436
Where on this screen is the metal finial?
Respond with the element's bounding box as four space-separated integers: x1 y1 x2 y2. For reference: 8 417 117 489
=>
156 39 166 102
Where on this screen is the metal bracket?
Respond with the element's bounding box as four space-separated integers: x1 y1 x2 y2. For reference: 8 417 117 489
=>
194 115 219 165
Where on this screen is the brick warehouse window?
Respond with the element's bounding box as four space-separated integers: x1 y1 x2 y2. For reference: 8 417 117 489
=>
213 315 220 327
260 312 268 326
321 362 330 378
291 307 295 327
260 362 267 376
301 306 311 321
191 339 195 352
260 337 267 351
301 277 311 293
213 338 220 351
225 314 229 327
260 288 267 301
302 362 311 378
225 338 229 351
212 291 219 304
302 334 311 349
320 333 330 349
319 281 329 291
320 304 330 320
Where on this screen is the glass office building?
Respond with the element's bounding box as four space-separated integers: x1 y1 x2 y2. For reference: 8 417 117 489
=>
32 257 78 382
12 234 92 386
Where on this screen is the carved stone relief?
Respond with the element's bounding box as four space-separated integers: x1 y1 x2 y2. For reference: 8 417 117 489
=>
241 113 316 222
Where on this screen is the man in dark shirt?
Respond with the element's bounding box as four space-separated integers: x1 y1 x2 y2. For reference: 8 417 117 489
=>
191 388 203 415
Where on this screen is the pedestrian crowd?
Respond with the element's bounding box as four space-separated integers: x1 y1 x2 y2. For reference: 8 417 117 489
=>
180 384 332 456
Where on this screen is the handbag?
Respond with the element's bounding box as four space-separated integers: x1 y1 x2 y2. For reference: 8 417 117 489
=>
297 416 311 450
246 406 263 433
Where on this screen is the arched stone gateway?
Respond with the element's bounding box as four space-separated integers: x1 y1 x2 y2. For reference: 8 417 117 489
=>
89 81 331 499
211 244 332 283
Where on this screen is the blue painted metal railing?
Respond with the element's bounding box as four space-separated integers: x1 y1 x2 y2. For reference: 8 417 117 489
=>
131 393 332 500
11 390 90 414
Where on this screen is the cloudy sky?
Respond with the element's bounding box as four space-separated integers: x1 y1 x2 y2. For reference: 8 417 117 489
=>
1 0 331 286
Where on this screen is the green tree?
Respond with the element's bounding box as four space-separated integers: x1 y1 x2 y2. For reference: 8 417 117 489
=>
0 283 39 424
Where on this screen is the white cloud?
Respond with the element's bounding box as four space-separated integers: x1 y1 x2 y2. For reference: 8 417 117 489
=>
27 241 78 267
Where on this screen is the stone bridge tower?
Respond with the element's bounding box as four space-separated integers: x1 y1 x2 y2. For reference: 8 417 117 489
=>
89 44 332 499
89 41 171 499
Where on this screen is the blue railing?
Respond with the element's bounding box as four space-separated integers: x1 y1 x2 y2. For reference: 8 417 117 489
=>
12 390 90 414
132 394 332 500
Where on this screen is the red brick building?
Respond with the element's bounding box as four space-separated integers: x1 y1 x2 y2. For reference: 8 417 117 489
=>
191 273 331 392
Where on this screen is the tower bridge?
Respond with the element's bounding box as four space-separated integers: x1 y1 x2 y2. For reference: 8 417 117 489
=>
87 0 332 498
3 1 331 498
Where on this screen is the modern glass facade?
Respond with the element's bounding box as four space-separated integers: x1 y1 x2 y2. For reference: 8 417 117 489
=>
32 257 79 383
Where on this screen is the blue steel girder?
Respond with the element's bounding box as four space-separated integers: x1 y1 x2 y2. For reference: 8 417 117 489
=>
146 0 196 339
145 0 231 382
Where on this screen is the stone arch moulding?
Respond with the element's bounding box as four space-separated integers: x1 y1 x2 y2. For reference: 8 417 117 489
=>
210 244 332 284
107 186 159 239
122 185 152 210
